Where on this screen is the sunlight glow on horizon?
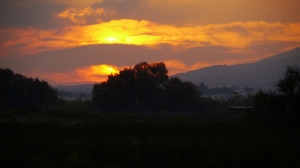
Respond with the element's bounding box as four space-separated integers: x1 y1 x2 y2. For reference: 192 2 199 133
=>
28 64 121 85
25 59 261 85
89 64 119 75
76 64 120 80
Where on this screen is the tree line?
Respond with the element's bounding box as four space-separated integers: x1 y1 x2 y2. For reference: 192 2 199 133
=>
1 63 300 117
0 68 58 109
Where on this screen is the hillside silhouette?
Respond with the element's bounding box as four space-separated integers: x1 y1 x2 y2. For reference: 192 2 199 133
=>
175 47 300 86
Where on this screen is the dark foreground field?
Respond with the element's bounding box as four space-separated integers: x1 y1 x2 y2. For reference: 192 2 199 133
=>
0 111 299 168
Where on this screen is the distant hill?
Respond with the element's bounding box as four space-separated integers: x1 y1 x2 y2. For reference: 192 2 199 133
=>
175 47 300 86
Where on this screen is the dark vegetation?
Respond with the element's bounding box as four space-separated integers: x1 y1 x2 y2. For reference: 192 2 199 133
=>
0 63 255 114
93 62 200 112
251 66 300 125
0 68 58 109
91 62 254 114
253 65 300 118
1 114 299 167
1 63 300 167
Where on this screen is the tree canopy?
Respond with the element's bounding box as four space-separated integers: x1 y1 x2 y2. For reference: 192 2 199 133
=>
253 65 300 115
276 65 300 97
276 65 300 112
0 68 58 109
92 62 201 112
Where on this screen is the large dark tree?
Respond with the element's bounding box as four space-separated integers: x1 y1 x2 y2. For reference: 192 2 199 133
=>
0 68 58 109
164 77 200 112
276 65 300 113
92 62 201 112
253 65 300 115
276 65 300 96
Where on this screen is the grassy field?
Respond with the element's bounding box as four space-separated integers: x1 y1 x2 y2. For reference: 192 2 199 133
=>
0 110 299 167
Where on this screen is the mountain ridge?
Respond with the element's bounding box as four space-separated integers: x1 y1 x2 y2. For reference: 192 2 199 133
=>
257 47 300 63
175 47 300 86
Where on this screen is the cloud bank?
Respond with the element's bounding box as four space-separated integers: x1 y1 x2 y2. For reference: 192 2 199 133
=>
1 20 300 57
1 0 300 85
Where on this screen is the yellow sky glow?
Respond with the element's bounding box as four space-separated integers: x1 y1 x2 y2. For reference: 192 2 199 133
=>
77 64 119 77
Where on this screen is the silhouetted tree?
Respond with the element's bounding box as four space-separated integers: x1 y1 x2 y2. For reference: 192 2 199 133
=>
165 77 201 112
93 62 169 112
93 68 136 111
253 65 300 115
92 62 201 112
0 68 58 109
276 65 300 113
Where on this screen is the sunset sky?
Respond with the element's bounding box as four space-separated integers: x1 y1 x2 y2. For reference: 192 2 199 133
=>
1 0 300 85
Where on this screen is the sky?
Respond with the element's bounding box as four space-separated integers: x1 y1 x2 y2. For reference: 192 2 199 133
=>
0 0 300 85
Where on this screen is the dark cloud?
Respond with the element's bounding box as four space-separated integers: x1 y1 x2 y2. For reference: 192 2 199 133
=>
0 0 67 28
91 0 300 25
1 0 298 29
91 0 153 23
90 0 196 24
92 0 141 9
0 44 170 73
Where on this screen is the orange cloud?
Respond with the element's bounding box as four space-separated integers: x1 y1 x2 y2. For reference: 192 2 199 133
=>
1 20 300 56
58 6 116 24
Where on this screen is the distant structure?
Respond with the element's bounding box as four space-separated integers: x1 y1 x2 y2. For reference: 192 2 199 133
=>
228 106 253 117
202 94 236 100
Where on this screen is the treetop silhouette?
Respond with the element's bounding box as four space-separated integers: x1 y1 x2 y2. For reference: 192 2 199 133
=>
0 68 58 109
92 62 200 112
